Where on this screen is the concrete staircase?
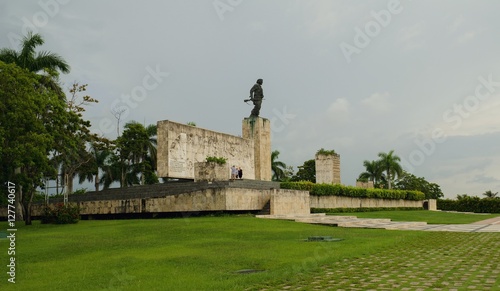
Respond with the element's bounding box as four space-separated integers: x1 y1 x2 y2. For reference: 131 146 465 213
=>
256 213 428 230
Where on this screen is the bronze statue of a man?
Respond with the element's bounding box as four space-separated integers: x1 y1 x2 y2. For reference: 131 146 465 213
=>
248 78 264 117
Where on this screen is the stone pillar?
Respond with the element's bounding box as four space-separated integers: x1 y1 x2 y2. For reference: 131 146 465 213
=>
315 153 341 184
356 181 374 189
427 199 437 211
242 117 271 181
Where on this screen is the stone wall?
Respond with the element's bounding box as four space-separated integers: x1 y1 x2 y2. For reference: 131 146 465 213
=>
194 162 229 182
310 195 423 209
157 120 255 180
270 189 310 215
25 187 274 216
315 154 341 184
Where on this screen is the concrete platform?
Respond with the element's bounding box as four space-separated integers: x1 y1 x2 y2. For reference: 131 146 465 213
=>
256 214 500 233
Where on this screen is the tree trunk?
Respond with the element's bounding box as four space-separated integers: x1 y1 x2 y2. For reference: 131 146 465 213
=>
14 167 24 221
94 174 99 191
24 202 32 225
15 185 24 222
66 173 74 194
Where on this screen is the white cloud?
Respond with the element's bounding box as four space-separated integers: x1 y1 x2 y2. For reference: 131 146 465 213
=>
434 155 500 198
398 21 426 50
448 14 464 32
361 92 393 113
327 98 350 122
437 94 500 137
457 30 478 44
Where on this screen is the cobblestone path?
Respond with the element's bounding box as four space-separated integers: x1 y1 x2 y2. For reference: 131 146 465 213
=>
268 232 500 290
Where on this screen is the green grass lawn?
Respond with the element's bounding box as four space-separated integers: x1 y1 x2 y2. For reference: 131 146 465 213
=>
0 211 498 290
328 210 500 224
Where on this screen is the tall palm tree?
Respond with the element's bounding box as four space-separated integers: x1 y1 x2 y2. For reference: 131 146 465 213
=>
144 123 157 172
0 31 70 74
483 190 498 198
99 152 140 189
78 145 111 191
358 160 384 184
377 150 403 189
0 32 70 98
271 150 287 181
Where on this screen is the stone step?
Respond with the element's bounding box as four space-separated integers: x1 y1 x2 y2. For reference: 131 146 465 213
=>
259 214 429 231
256 213 326 220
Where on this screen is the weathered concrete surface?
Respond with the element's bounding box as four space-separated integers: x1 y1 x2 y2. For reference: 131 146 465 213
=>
242 117 271 181
194 162 229 182
25 187 274 216
310 195 423 209
270 189 310 215
157 120 255 180
315 153 341 184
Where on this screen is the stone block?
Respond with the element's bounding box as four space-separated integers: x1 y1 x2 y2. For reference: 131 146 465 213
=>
194 162 229 182
315 153 341 184
157 120 255 180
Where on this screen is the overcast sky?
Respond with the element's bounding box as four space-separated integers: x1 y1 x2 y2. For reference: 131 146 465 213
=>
2 0 500 198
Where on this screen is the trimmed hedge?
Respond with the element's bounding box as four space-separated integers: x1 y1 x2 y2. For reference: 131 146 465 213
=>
438 197 500 213
280 181 425 201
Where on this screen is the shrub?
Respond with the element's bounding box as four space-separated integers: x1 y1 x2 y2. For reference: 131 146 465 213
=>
280 182 425 201
315 148 337 156
438 197 500 213
41 203 80 224
205 156 227 165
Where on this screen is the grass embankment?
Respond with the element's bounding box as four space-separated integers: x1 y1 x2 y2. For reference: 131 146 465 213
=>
0 211 498 290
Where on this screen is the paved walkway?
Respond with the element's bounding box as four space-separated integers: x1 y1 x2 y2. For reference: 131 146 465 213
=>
255 214 500 290
256 213 500 233
261 231 500 290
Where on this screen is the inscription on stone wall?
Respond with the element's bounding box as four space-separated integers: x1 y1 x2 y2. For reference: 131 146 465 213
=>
157 120 256 179
169 159 186 173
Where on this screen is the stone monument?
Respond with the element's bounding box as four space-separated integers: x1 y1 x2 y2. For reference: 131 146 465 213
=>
315 150 341 184
242 116 271 181
244 78 264 117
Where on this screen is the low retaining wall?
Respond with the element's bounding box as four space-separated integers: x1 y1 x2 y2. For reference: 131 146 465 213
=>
310 195 424 209
25 187 273 216
271 189 310 215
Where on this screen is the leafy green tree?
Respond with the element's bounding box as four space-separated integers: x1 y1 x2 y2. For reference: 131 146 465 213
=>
271 150 287 181
291 159 316 183
116 121 157 186
0 61 66 224
377 150 403 189
50 83 99 195
482 190 498 198
394 171 443 199
358 160 385 185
